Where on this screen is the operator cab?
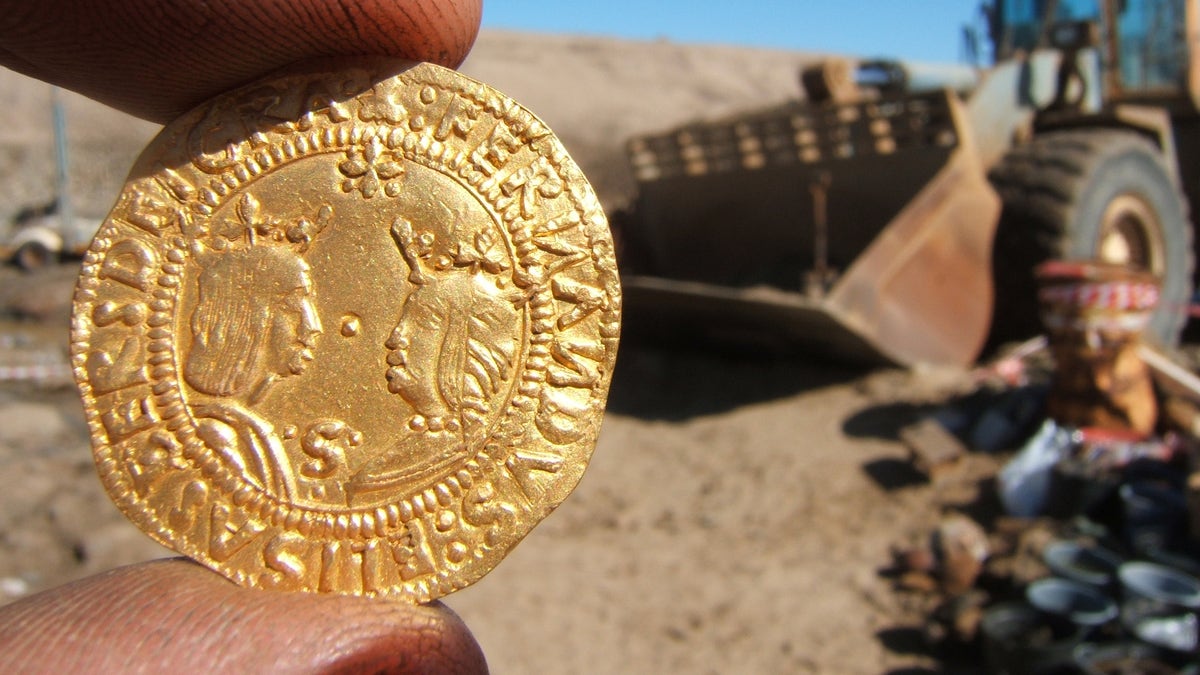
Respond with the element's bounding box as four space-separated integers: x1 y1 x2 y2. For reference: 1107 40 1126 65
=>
987 0 1191 100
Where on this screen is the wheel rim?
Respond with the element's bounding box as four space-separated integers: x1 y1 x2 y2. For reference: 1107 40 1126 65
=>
1096 193 1165 276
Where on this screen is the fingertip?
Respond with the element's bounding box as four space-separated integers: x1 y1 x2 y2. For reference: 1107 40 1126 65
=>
320 600 489 674
0 559 488 674
0 0 484 122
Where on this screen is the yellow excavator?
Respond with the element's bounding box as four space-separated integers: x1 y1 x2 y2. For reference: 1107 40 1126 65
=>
617 0 1199 366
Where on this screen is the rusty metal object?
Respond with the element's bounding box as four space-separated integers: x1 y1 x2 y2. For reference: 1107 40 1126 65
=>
799 58 858 104
804 171 834 298
70 59 620 602
901 417 967 482
623 88 998 366
1037 260 1159 436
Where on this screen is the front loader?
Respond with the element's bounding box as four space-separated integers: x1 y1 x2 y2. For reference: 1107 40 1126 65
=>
617 0 1199 367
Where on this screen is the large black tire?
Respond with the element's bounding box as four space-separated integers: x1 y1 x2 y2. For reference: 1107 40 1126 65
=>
989 129 1194 347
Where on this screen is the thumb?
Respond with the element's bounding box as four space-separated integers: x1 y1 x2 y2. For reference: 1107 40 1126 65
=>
0 557 488 674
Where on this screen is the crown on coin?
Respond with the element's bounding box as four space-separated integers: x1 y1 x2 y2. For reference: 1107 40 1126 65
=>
391 216 510 287
194 193 331 254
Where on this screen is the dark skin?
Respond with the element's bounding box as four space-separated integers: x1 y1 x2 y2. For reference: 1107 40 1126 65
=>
0 1 488 672
0 0 482 124
0 558 487 673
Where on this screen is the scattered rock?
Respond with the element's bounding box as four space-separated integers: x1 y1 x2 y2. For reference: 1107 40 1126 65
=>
901 417 966 481
936 515 989 595
898 570 940 593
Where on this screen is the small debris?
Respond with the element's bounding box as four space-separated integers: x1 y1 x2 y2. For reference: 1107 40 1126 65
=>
885 261 1200 669
935 590 989 644
1161 395 1200 438
900 417 966 481
935 515 989 595
997 419 1075 517
0 576 29 599
897 570 940 594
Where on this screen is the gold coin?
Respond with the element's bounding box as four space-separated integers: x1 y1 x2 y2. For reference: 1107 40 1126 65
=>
69 59 620 602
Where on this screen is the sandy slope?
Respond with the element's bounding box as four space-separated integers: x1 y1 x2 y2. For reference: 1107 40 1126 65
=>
461 30 819 210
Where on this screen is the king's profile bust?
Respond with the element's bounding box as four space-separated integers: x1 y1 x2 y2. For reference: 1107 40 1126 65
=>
183 195 330 500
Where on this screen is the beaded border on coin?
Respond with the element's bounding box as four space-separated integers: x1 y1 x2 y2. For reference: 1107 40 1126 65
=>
70 59 620 602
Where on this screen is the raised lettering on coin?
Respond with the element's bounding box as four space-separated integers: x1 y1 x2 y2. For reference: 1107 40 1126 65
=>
71 59 620 602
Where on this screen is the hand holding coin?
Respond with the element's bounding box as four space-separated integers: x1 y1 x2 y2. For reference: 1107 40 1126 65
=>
0 1 529 672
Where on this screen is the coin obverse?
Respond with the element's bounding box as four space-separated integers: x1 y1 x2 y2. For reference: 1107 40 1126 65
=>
70 59 620 602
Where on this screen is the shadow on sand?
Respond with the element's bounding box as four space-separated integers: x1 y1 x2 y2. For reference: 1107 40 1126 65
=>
606 336 865 421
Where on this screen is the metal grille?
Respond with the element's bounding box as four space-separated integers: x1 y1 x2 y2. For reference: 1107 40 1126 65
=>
628 89 959 182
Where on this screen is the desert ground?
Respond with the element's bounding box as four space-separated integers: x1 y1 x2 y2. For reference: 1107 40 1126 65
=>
0 30 1061 673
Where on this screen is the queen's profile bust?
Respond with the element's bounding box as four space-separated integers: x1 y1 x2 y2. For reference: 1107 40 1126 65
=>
349 215 521 499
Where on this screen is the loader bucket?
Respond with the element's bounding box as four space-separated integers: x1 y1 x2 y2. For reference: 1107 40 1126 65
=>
623 89 1001 366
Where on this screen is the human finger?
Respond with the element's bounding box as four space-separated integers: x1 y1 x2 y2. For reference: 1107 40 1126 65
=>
0 557 488 674
0 0 482 123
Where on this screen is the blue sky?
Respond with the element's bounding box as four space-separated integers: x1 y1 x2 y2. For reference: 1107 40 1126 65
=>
482 1 986 64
